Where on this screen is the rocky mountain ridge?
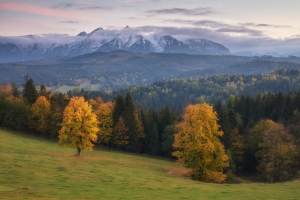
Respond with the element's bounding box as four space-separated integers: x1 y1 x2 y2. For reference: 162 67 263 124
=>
0 27 231 63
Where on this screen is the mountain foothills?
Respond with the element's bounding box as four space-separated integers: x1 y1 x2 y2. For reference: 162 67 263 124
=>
83 68 300 111
0 26 231 63
2 51 300 91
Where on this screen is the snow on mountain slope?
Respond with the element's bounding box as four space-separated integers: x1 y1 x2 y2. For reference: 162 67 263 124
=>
185 39 231 55
128 36 155 53
0 27 232 62
97 26 156 53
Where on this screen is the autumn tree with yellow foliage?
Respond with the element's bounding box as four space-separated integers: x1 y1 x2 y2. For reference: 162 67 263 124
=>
173 103 228 183
28 96 51 134
90 97 114 145
59 96 99 156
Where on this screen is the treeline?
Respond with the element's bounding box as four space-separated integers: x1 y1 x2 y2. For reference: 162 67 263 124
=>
0 77 69 138
1 52 255 89
79 69 300 112
214 92 300 182
2 52 300 91
0 77 178 157
1 76 300 183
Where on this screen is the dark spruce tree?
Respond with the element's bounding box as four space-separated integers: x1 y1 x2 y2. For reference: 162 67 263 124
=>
124 92 141 152
39 84 47 96
112 95 125 125
22 76 38 105
11 82 20 98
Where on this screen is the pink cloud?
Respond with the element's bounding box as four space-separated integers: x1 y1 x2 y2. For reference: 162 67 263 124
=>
0 3 97 21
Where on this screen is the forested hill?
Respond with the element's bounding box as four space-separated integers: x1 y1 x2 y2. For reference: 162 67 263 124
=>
1 51 300 90
180 60 300 78
83 69 300 111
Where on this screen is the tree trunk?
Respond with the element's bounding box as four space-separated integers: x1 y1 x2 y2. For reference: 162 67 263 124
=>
76 147 81 156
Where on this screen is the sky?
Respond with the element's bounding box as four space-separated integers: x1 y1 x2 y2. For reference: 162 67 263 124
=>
0 0 300 54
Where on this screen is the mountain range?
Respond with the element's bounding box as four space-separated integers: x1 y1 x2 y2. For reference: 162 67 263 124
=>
0 26 231 63
232 51 300 58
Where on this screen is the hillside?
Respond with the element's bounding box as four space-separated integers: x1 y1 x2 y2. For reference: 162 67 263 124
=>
1 129 299 199
82 69 300 111
1 51 300 91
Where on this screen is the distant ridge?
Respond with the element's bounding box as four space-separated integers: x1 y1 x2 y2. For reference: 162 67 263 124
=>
0 27 231 63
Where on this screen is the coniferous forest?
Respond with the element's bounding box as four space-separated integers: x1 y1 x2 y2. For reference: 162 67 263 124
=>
1 71 300 183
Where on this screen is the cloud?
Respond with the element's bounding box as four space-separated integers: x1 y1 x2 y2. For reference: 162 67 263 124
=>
164 19 263 36
120 0 159 3
51 3 74 9
0 3 74 18
146 7 215 16
0 3 98 21
165 19 229 28
130 26 300 54
241 23 290 28
216 27 262 36
192 20 227 28
59 20 79 24
51 3 112 10
80 6 112 10
120 0 148 2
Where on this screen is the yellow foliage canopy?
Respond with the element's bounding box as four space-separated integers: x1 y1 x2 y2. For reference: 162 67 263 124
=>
0 84 12 98
173 103 228 183
59 96 99 155
90 98 114 145
28 96 51 134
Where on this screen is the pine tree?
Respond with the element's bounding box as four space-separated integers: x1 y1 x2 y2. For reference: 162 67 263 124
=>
112 116 129 150
113 95 125 124
229 128 244 172
11 82 20 98
123 91 145 152
22 77 38 105
39 84 47 96
161 124 175 157
48 93 69 139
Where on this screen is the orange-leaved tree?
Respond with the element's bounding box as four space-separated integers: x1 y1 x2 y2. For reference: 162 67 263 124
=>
90 97 114 145
59 96 99 156
28 96 51 134
173 103 228 183
112 116 129 150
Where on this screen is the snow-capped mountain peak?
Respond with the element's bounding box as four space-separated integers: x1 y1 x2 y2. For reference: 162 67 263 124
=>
0 27 232 63
77 32 87 37
89 27 104 36
185 39 231 55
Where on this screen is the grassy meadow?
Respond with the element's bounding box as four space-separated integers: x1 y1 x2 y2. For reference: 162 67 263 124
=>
0 128 300 199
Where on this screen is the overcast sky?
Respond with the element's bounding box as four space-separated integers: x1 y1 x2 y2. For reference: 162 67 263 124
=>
0 0 299 54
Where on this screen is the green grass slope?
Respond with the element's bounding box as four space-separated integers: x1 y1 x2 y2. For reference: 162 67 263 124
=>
0 129 299 199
